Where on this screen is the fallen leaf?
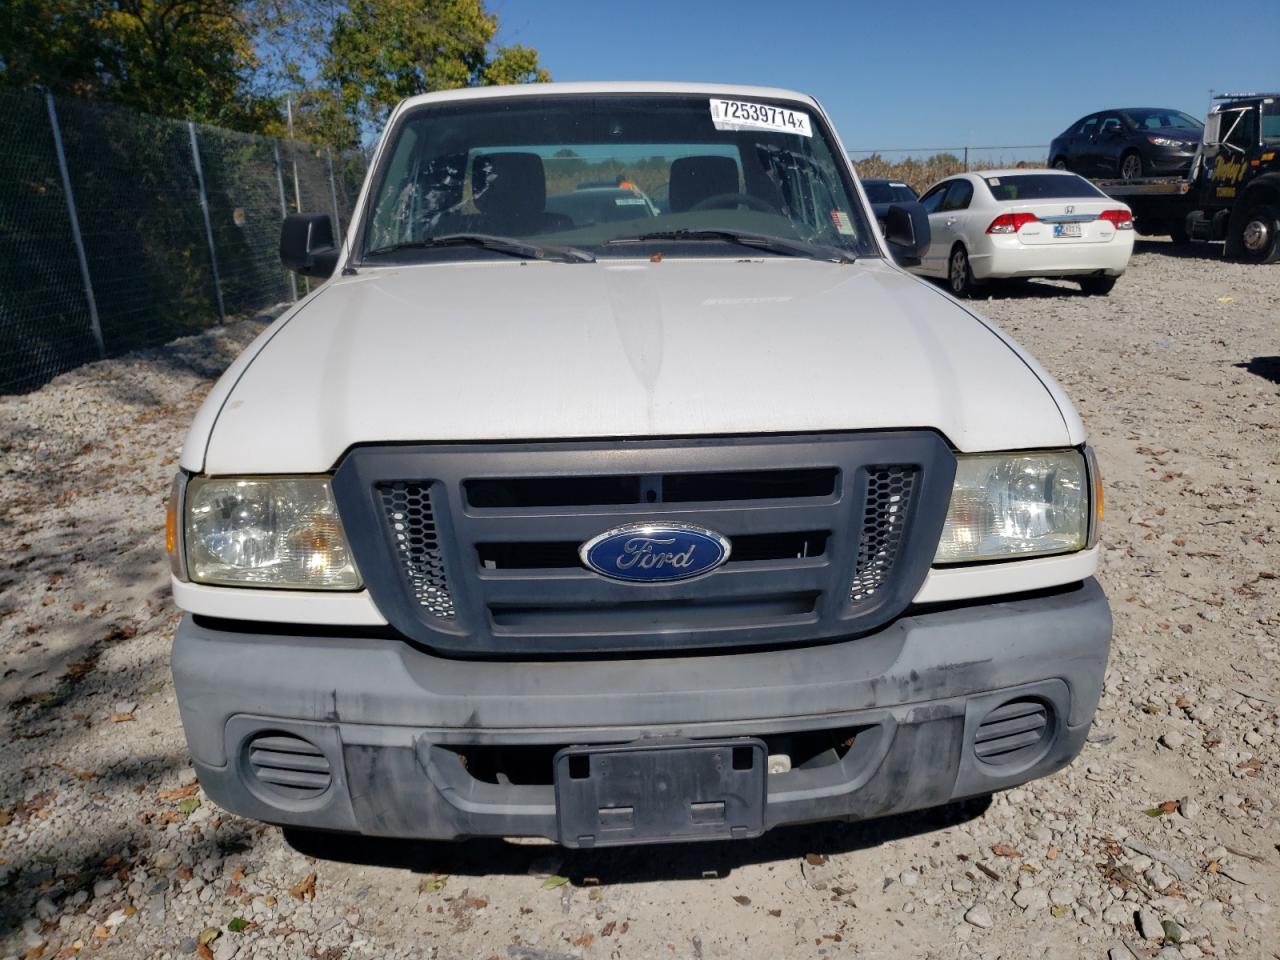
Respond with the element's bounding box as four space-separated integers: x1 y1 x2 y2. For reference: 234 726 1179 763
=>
176 798 199 815
158 785 199 801
418 876 447 893
465 895 488 910
198 927 220 945
601 920 617 936
1046 846 1059 860
542 875 569 889
571 933 594 948
732 895 751 906
227 917 249 933
768 908 782 917
230 865 245 883
177 867 193 881
289 872 317 901
197 945 214 960
109 713 135 723
991 843 1021 858
805 853 828 866
226 882 243 898
1050 904 1069 918
975 863 1001 881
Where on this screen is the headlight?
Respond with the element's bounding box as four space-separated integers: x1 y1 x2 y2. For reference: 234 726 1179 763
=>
934 450 1089 564
184 477 360 589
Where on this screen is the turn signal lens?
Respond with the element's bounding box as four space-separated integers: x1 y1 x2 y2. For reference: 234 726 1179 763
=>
166 474 187 580
1098 209 1134 230
1086 447 1104 548
986 212 1038 234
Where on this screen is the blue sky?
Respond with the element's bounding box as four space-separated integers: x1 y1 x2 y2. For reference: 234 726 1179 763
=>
490 0 1279 161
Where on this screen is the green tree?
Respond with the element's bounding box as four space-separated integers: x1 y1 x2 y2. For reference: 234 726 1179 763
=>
0 0 277 130
315 0 549 148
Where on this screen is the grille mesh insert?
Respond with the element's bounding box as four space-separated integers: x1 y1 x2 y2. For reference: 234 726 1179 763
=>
849 465 917 603
379 482 455 619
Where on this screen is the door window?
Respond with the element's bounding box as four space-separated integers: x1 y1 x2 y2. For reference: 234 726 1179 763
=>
920 183 949 214
1097 114 1124 138
940 180 973 212
1075 115 1100 138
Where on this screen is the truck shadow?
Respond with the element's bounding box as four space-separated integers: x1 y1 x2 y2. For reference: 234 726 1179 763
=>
282 795 992 884
1132 239 1224 261
1236 356 1280 385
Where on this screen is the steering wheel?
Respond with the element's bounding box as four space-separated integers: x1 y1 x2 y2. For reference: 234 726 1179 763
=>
688 192 778 214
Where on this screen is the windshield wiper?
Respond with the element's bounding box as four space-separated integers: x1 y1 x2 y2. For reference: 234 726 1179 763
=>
605 229 855 263
365 233 595 263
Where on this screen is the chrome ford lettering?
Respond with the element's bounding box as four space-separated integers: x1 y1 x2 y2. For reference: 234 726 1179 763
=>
614 536 696 571
580 523 731 583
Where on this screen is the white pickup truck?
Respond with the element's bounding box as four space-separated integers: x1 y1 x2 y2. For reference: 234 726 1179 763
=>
167 82 1110 848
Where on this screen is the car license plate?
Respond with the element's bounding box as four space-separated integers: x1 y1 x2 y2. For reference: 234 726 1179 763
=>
554 738 767 847
1054 223 1082 238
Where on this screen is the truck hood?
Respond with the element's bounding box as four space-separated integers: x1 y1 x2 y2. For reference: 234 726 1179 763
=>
193 258 1078 474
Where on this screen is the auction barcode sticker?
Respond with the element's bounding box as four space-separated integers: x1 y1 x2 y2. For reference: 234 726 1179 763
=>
710 99 812 137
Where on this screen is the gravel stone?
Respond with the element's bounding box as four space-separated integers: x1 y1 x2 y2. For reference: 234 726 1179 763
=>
1013 888 1049 912
964 904 994 929
1138 908 1164 941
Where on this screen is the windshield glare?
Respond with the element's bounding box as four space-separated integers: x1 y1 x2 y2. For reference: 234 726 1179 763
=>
361 94 878 261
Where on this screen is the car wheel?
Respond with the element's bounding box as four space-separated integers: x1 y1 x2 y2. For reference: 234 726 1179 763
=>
1235 202 1280 263
1168 220 1191 245
1052 157 1069 170
1079 276 1118 296
948 245 976 297
1120 151 1143 180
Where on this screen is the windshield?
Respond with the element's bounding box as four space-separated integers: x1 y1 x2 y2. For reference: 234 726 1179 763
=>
1123 109 1202 131
359 93 879 262
862 181 917 204
982 174 1106 202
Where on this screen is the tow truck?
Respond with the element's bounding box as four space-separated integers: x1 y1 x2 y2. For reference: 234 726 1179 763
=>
1094 93 1280 263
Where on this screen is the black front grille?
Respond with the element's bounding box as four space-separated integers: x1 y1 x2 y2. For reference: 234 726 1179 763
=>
476 530 829 570
335 433 955 657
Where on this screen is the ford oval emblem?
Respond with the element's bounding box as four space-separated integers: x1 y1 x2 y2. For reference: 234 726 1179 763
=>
579 522 731 583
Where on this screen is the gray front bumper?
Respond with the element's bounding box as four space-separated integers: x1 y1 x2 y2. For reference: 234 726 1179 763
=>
172 579 1110 842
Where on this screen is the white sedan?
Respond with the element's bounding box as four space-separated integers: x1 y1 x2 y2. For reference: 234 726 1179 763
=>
909 169 1135 296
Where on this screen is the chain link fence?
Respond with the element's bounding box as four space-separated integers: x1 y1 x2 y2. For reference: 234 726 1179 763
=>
0 87 367 394
846 145 1050 194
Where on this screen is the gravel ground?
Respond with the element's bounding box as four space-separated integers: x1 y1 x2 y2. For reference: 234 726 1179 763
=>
1 243 1277 960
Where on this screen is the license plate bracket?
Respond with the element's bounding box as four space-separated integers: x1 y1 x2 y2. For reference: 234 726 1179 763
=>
554 739 767 848
1054 222 1082 238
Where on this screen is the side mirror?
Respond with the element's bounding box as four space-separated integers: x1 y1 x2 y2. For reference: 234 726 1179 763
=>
883 202 930 267
280 213 339 278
